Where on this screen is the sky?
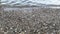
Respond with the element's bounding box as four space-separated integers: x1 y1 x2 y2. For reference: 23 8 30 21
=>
1 0 60 5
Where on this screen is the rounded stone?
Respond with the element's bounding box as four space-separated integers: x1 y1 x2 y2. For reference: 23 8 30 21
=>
0 31 4 34
7 32 14 34
2 27 7 32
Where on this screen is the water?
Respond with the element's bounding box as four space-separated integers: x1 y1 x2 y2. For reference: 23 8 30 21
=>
1 0 60 8
1 0 40 6
1 0 60 6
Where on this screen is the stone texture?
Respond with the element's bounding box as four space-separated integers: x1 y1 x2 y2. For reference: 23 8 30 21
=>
0 7 60 34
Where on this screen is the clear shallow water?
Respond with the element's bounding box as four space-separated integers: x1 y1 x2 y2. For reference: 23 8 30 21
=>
1 0 60 5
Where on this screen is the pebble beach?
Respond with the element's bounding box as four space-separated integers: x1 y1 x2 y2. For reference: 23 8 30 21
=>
0 6 60 34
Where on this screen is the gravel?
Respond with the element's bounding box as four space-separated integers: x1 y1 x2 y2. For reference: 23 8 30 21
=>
0 7 60 34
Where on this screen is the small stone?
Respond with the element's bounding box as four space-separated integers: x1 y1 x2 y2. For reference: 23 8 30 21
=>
0 31 4 34
20 32 25 34
53 30 56 33
3 27 7 32
0 28 3 31
15 31 17 32
24 30 26 32
7 32 14 34
46 32 49 34
34 31 38 34
12 26 16 29
38 32 40 34
10 27 13 29
41 32 46 34
4 32 8 34
49 26 54 28
58 30 60 34
51 33 54 34
32 15 35 17
53 24 55 26
44 27 48 29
